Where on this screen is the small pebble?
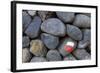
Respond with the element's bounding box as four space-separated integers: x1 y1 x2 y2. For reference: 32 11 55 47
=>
64 54 76 61
46 50 62 61
30 57 47 62
28 10 36 16
41 18 66 36
25 16 42 38
41 33 59 49
56 12 75 23
66 24 82 40
73 14 91 28
30 40 47 56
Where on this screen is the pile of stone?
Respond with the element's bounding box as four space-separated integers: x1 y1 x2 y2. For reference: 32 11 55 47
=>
22 10 91 63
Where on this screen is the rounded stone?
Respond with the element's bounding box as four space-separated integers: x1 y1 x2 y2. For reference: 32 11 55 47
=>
64 54 76 61
73 14 91 28
28 10 36 16
25 16 42 38
22 11 32 31
30 57 47 62
46 50 62 61
59 38 77 57
56 12 75 23
66 24 82 40
78 29 91 49
22 48 32 63
41 33 59 49
41 18 66 36
30 40 47 57
22 36 30 48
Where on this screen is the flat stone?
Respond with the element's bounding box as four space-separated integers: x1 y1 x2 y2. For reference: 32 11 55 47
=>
41 33 59 49
46 50 62 61
22 36 30 48
22 48 32 63
59 38 77 57
25 16 42 38
56 12 75 23
30 57 47 62
28 10 36 16
41 18 66 36
66 24 82 40
22 11 32 31
73 14 91 28
78 29 91 49
64 54 76 61
30 40 47 57
72 48 91 60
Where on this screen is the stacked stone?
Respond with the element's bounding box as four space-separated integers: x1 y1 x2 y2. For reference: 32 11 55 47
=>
22 10 91 63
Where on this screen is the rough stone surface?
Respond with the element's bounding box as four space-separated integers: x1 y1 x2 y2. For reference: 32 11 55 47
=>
41 18 66 36
25 16 42 38
28 10 36 16
22 36 30 48
59 38 77 57
56 12 75 23
22 11 32 31
66 24 82 40
78 29 91 49
64 54 76 61
46 50 62 61
41 33 59 49
72 48 91 60
30 40 47 56
73 14 91 28
22 48 32 63
30 57 47 62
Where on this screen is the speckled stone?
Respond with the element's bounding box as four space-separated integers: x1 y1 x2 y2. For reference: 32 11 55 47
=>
25 16 42 38
56 12 75 23
30 57 47 62
41 33 59 49
30 40 47 57
22 48 32 63
64 54 76 61
66 24 82 40
41 18 66 36
73 14 91 28
46 50 62 61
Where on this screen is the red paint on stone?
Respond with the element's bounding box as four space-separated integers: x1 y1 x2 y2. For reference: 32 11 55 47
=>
64 45 73 53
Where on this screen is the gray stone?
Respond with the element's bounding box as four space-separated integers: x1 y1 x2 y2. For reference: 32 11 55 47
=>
59 38 77 57
28 10 36 16
64 54 76 61
41 33 59 49
46 50 62 61
66 24 82 40
41 18 66 36
22 48 32 63
56 12 75 23
78 29 91 49
72 48 91 60
22 11 32 31
25 16 42 38
73 14 91 28
30 57 47 62
22 36 30 48
30 40 47 57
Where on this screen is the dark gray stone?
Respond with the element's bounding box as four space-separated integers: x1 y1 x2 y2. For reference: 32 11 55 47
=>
64 54 76 61
73 14 91 28
59 38 77 57
66 24 82 40
41 18 66 36
56 12 75 23
41 33 59 49
46 50 62 61
22 36 30 48
30 57 47 62
72 48 91 60
22 11 32 31
25 16 42 38
78 29 91 49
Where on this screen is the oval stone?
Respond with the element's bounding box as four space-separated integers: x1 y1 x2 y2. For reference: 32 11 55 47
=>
41 18 66 36
30 57 47 62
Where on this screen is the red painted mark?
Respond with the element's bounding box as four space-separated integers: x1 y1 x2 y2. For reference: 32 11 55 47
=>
64 45 73 53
